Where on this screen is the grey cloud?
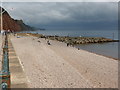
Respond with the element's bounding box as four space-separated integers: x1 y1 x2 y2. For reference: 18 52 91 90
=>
2 2 118 30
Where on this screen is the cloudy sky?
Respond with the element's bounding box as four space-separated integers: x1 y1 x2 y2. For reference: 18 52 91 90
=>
2 2 118 30
1 0 119 2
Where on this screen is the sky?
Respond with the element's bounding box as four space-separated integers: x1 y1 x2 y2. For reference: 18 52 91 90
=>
1 0 119 2
1 2 118 30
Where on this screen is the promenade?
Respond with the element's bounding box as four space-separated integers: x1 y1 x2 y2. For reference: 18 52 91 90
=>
8 38 28 88
0 35 28 88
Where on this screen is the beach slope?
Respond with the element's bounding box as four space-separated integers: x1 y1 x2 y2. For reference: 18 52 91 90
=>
10 36 118 88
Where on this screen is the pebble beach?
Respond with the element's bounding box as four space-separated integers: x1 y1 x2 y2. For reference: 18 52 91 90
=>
8 34 118 88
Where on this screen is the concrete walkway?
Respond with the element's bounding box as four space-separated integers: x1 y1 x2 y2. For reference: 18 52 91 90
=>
8 38 28 88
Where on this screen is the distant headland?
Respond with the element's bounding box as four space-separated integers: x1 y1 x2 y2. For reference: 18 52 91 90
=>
0 7 44 32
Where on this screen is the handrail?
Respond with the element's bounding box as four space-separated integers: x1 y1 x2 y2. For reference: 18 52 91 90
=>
0 34 11 89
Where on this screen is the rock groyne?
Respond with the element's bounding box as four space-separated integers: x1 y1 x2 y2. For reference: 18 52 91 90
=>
17 33 119 45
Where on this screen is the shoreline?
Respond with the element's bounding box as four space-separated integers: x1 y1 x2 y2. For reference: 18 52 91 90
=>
17 33 119 60
49 38 119 61
77 47 118 60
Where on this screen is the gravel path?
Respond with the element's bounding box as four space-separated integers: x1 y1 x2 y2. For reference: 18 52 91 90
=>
10 36 118 88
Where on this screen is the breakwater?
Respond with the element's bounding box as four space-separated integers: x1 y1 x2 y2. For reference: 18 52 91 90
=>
17 33 119 45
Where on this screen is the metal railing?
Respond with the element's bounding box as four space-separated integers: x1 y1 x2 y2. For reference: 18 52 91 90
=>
0 34 11 89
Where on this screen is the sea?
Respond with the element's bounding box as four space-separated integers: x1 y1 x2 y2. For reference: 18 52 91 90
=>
21 30 119 59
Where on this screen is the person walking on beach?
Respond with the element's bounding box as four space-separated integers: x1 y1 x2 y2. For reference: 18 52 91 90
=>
4 30 7 35
67 43 69 47
47 40 51 45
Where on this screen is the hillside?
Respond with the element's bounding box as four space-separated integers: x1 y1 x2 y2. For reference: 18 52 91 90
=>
0 7 34 32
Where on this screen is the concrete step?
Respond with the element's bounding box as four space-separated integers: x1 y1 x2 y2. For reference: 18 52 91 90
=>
8 39 28 88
